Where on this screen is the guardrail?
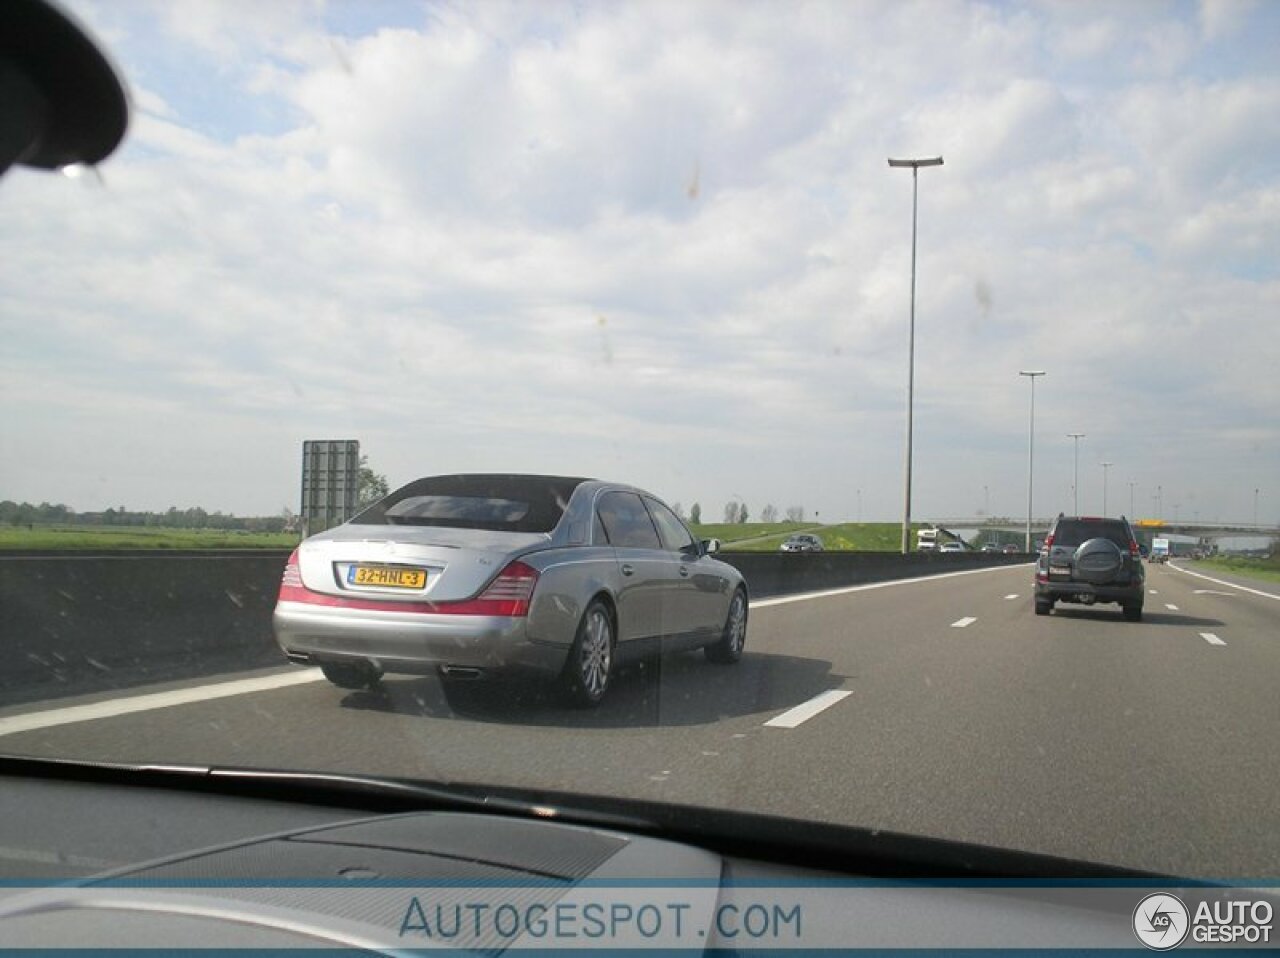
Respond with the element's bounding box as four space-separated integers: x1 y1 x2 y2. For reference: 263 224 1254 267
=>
0 549 1031 708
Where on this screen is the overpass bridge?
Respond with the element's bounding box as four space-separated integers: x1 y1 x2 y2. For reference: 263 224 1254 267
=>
927 518 1278 547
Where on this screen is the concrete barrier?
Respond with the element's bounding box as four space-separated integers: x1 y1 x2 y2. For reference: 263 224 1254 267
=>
718 550 1030 598
0 551 292 708
0 549 1030 707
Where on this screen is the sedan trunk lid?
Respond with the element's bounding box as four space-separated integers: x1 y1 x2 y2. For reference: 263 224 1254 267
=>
296 525 550 603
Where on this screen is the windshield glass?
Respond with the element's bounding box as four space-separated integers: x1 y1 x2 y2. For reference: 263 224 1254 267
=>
2 0 1277 882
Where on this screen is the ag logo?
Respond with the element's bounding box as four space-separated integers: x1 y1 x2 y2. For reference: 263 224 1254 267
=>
1133 893 1190 950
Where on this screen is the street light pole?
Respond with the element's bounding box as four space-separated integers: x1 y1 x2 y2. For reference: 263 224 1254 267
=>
1128 481 1136 517
888 155 944 554
1255 488 1261 528
1020 370 1045 551
1067 433 1085 515
1100 462 1113 515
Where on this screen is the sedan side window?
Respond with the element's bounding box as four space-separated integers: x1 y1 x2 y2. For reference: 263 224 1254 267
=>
645 498 696 553
597 492 662 549
593 511 610 545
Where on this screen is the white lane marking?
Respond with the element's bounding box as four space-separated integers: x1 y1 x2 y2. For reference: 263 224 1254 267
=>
1200 633 1226 646
1149 590 1159 595
0 670 326 738
1004 594 1019 600
951 617 977 628
1193 589 1235 596
1165 603 1180 611
752 563 1033 608
764 690 853 729
1167 563 1280 601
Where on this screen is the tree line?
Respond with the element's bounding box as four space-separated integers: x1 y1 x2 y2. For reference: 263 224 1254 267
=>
669 502 806 526
0 500 294 533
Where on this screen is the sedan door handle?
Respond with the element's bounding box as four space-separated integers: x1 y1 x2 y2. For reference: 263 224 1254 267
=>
678 565 690 577
621 564 635 576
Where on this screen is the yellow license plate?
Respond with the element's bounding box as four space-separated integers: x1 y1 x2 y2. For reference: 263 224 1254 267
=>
348 565 427 589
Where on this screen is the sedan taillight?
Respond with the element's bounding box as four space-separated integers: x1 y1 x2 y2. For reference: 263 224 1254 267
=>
278 549 304 599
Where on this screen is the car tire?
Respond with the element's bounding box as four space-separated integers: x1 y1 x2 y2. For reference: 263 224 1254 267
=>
1034 599 1052 616
705 589 748 664
320 661 383 690
1123 603 1143 622
560 599 615 708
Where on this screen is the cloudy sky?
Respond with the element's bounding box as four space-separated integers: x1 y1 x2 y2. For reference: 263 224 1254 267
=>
2 0 1277 526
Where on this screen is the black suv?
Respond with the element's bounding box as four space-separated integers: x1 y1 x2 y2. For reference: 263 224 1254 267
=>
1034 514 1145 621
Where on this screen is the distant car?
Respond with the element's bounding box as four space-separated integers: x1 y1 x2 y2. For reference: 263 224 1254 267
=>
980 543 999 553
274 474 748 707
1002 544 1020 554
1033 514 1145 621
779 534 824 553
939 541 966 553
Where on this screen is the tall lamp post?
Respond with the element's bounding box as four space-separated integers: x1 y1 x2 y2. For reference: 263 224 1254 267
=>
1100 461 1113 515
888 155 944 554
1067 432 1085 515
1128 481 1136 517
1020 370 1046 551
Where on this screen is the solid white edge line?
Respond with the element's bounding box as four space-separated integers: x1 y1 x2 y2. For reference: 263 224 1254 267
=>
763 690 853 729
0 670 326 737
1199 633 1226 646
1167 562 1280 602
950 617 977 628
751 562 1033 608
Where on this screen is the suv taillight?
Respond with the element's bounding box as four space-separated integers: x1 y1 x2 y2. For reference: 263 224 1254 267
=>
1043 532 1055 548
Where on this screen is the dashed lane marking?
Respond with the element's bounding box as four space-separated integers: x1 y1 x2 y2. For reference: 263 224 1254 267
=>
764 690 853 729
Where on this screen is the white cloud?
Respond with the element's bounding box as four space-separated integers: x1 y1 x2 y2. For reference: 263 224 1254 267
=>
1199 0 1258 40
1 0 1276 527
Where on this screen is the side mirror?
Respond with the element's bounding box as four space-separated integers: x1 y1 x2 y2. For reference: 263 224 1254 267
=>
700 538 722 555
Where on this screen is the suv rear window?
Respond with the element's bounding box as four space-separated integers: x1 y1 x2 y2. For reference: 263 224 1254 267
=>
353 475 586 533
1052 519 1131 550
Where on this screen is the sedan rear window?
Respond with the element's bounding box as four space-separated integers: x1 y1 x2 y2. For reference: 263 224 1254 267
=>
354 475 586 533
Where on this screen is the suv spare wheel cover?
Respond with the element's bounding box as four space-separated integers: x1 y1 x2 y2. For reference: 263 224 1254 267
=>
1073 537 1123 583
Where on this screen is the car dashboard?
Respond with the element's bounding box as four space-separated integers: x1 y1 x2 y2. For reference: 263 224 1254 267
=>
0 759 1178 951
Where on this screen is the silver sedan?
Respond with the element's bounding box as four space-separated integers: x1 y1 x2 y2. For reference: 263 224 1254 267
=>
273 474 749 706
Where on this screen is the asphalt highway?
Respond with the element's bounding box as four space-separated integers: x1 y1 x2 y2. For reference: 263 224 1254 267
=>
1 561 1276 877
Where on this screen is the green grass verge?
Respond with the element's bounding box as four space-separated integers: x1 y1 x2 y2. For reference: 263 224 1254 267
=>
699 522 925 552
688 522 816 544
0 525 301 550
1196 555 1280 585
